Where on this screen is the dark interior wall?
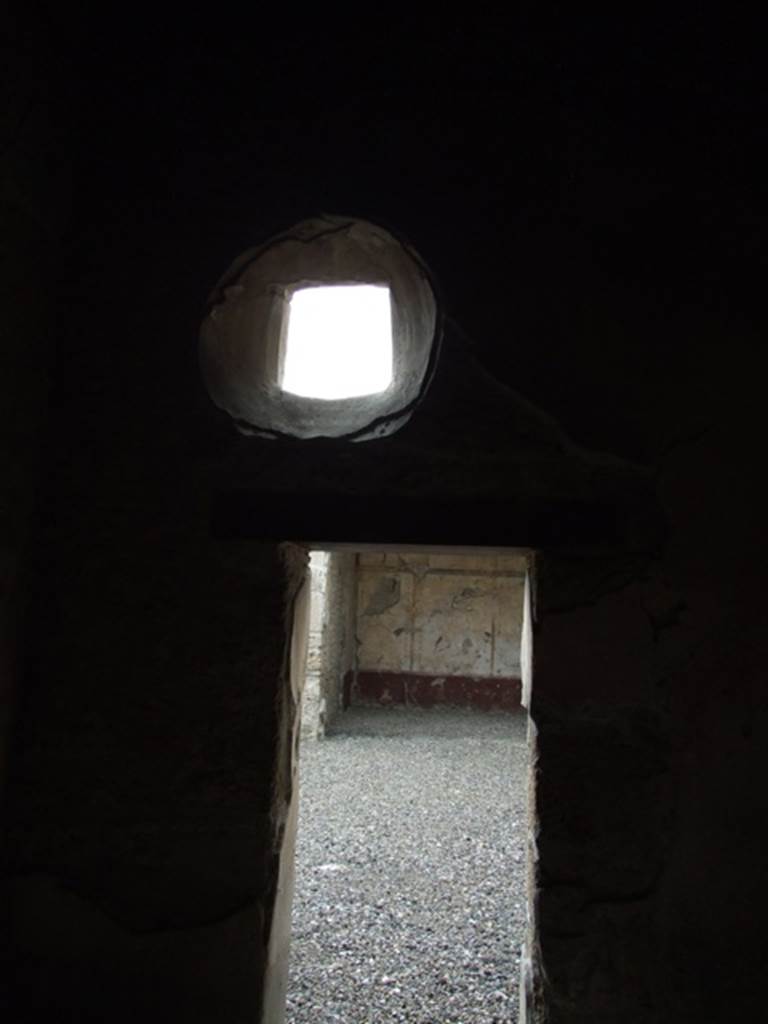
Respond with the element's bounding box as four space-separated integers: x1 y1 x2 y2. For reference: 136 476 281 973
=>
2 12 767 1023
0 11 74 800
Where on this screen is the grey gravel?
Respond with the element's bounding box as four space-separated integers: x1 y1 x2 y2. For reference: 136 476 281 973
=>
286 705 530 1024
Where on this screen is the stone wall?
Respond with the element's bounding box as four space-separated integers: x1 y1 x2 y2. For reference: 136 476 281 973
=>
301 551 357 738
1 17 766 1024
0 11 73 809
525 414 768 1024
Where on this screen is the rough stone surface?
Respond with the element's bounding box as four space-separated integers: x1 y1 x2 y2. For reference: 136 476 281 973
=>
301 551 357 738
287 706 530 1023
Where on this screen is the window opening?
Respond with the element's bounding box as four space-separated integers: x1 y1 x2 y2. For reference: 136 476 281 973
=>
281 285 393 400
200 217 437 439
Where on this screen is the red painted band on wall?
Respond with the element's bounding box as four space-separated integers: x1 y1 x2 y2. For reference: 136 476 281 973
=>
348 670 522 711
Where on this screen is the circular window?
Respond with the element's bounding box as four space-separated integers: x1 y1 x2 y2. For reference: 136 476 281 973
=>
199 217 439 440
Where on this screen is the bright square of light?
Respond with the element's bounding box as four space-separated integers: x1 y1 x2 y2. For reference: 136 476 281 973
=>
281 285 393 399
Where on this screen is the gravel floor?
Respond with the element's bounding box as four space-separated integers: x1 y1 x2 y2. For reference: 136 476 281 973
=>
286 705 530 1024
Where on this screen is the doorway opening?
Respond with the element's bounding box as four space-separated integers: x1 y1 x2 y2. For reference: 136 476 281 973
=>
286 545 536 1024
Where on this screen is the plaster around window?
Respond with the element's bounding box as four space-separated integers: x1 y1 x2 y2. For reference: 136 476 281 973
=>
199 217 438 440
